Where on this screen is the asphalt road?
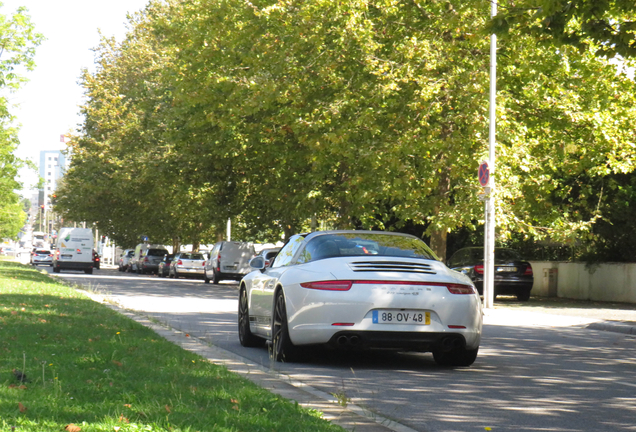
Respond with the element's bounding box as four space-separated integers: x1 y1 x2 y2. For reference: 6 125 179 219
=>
46 265 636 432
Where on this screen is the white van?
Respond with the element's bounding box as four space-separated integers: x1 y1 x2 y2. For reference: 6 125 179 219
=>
53 227 94 274
204 241 255 284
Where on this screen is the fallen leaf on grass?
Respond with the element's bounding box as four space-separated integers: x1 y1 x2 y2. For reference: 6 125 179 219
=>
165 405 171 413
232 405 239 411
118 414 129 423
123 404 132 408
11 311 17 315
231 399 239 404
8 384 15 388
18 402 27 413
112 360 123 367
65 424 81 432
19 385 27 390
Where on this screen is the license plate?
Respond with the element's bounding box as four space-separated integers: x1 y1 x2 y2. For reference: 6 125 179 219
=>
61 255 73 259
372 310 430 324
496 266 517 272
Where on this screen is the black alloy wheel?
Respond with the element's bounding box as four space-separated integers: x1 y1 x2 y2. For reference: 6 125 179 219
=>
238 288 261 347
271 290 301 362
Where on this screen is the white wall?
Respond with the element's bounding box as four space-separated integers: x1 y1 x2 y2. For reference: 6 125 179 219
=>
530 261 636 304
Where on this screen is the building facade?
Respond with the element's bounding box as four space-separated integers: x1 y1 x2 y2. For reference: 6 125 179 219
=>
39 150 66 210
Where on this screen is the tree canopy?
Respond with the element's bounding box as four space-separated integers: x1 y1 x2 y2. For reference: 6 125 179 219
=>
0 4 43 240
57 0 636 260
491 0 636 59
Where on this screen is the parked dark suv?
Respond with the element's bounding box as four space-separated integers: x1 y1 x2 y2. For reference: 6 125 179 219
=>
447 247 534 301
136 246 169 275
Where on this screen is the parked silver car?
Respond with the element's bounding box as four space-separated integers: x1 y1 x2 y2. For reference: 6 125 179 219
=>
118 249 134 272
170 252 206 279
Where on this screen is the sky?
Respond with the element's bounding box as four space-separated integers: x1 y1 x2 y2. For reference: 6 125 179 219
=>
3 0 151 195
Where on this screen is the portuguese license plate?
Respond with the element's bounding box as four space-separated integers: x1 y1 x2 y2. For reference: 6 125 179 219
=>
372 310 430 324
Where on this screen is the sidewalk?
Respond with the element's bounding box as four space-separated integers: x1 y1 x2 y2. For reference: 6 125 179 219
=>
483 296 636 335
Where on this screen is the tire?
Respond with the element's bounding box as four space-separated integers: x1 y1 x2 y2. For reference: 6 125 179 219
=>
174 270 180 279
204 272 211 284
433 347 479 367
238 287 261 347
85 268 93 275
271 289 301 362
53 266 60 273
517 289 531 302
158 269 164 278
212 269 220 284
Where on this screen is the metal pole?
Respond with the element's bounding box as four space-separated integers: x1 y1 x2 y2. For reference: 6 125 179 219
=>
484 0 497 309
227 218 231 241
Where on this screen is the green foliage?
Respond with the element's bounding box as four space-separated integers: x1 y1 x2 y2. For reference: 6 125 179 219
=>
490 0 636 59
60 0 636 260
0 5 43 240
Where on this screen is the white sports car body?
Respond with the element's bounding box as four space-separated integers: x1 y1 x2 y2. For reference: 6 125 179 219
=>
239 231 483 366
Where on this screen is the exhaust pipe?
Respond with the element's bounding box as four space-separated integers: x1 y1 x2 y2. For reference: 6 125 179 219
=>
337 335 349 345
349 335 360 346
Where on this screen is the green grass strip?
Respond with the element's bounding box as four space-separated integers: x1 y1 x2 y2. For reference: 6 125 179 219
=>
0 260 343 432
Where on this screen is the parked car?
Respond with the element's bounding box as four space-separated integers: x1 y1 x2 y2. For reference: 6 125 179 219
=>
157 253 174 278
255 247 281 268
446 247 534 301
118 249 134 272
29 247 38 264
93 250 101 270
131 244 169 274
170 252 206 279
238 230 482 366
204 241 255 284
31 249 53 266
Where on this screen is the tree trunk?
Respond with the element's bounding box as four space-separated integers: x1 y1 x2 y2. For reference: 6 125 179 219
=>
429 159 452 261
429 228 448 262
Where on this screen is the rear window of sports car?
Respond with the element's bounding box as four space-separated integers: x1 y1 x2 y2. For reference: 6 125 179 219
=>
297 233 438 263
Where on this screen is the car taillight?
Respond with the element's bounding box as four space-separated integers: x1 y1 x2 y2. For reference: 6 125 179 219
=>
300 281 353 291
446 284 476 295
177 260 183 265
474 264 484 275
144 257 149 262
216 254 221 271
202 261 206 266
524 265 533 275
48 254 53 257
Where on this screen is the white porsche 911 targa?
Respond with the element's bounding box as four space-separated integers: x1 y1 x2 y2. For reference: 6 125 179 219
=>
238 231 483 366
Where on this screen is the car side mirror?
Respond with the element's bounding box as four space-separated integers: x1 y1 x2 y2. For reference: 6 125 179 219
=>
249 256 266 270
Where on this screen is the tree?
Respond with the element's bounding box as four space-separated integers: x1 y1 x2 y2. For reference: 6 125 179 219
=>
0 5 42 239
490 0 636 59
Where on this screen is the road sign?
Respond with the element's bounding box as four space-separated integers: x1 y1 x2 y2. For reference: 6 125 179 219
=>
478 161 489 187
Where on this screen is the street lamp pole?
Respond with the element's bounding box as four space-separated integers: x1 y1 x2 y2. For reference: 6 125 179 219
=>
484 0 497 309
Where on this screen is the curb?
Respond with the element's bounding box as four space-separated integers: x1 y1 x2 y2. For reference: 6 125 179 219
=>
587 321 636 335
78 289 415 432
